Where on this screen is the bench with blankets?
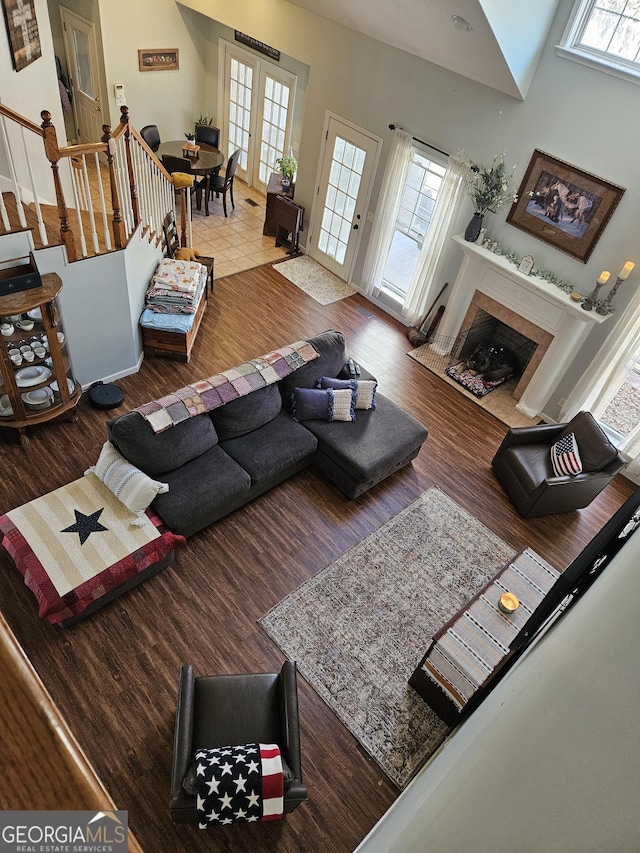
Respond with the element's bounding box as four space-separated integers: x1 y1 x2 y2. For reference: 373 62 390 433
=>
140 256 209 362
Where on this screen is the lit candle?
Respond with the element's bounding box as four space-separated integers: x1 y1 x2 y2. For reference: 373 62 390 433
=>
618 261 635 281
597 271 610 284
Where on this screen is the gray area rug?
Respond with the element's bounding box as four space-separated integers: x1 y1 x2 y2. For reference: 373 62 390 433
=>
259 487 516 789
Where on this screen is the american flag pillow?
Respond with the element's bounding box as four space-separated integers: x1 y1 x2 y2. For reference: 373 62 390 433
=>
550 432 583 476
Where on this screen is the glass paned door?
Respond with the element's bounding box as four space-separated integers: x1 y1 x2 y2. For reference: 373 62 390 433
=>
258 76 292 186
309 116 380 281
227 56 254 175
221 40 296 192
60 7 103 144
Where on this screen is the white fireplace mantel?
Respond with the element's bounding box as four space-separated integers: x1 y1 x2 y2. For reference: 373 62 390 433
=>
434 236 609 418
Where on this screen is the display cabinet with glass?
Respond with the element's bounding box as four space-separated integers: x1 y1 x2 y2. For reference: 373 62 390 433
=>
0 273 80 443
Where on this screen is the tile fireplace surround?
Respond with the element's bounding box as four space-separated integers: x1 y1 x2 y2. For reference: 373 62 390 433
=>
432 236 609 418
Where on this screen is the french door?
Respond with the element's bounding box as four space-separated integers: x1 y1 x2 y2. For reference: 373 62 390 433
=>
219 40 296 193
308 115 381 282
60 7 104 144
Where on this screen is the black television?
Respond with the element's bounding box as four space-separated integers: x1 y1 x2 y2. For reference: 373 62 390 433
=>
509 486 640 651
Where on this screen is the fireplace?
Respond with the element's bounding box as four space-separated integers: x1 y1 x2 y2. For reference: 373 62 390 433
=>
432 236 610 418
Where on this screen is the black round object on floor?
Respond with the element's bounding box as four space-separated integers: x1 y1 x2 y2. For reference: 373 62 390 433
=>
88 381 125 410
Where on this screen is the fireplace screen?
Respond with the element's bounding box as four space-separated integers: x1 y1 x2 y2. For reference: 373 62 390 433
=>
445 314 538 398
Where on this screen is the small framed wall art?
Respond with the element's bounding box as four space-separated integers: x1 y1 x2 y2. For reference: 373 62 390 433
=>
506 149 625 263
2 0 42 71
138 48 179 72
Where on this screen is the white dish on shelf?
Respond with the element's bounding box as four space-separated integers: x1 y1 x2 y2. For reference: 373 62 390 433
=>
27 308 42 321
22 387 54 408
14 365 52 388
0 394 13 417
50 377 75 396
17 319 34 331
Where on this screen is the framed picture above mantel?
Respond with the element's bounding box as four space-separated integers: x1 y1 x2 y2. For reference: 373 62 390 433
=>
1 0 41 71
506 149 625 263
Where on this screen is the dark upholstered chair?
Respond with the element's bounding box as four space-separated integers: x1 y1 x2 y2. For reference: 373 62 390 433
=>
140 124 161 152
162 155 207 215
170 661 307 822
209 148 241 217
492 411 625 518
194 123 220 149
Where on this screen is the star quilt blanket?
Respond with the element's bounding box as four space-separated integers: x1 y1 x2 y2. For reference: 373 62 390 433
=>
195 742 284 827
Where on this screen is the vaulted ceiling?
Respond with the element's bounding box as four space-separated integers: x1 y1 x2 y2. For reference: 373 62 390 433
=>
284 0 563 99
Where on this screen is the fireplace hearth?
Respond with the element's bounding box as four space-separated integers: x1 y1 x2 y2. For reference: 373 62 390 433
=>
432 236 610 418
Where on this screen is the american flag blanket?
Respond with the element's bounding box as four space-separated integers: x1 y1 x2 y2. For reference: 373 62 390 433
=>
195 742 284 827
136 340 319 433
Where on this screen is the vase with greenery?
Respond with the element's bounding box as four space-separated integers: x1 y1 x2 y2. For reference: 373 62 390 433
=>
184 131 196 141
460 151 518 241
276 155 298 188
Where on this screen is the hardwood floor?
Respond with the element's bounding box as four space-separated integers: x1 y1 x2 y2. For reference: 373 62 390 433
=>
0 263 634 852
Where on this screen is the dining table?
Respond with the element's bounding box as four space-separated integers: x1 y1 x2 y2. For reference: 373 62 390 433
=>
157 140 224 216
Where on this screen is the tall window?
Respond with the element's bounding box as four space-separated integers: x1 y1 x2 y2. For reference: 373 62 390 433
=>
559 0 640 82
381 148 446 301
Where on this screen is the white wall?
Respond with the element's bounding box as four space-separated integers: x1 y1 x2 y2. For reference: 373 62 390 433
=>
177 0 640 421
355 527 640 852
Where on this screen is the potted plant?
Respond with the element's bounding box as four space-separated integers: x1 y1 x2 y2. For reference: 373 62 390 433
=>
276 155 298 189
184 131 196 141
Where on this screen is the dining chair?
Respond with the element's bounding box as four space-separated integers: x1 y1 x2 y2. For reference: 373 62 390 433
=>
161 155 206 215
140 124 161 153
209 148 241 217
194 123 220 149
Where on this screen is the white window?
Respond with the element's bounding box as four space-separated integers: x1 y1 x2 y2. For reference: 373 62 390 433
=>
381 148 446 301
558 0 640 83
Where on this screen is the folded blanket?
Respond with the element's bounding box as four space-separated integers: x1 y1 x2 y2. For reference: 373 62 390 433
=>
152 257 204 292
195 742 283 827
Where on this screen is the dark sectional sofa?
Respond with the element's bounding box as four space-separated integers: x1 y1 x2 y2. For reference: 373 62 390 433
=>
108 330 428 538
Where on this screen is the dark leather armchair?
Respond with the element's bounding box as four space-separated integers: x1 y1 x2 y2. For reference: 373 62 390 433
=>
170 660 307 822
140 124 161 152
491 411 625 518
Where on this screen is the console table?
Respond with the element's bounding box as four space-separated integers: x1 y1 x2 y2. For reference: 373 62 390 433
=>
409 548 560 724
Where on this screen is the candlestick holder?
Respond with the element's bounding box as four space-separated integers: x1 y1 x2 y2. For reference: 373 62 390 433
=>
596 276 625 315
581 280 605 311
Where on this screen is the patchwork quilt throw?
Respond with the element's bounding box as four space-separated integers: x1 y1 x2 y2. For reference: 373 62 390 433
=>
195 742 283 827
136 340 319 433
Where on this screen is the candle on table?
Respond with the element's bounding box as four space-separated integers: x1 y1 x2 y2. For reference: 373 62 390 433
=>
618 262 635 281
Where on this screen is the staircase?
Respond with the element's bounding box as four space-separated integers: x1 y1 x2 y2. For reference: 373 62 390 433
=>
0 106 194 389
0 104 193 262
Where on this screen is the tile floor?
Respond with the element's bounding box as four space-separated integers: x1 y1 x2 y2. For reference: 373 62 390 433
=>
189 179 288 279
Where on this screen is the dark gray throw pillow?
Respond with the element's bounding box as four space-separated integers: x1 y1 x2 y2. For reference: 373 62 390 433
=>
279 329 349 407
210 383 282 440
108 411 218 476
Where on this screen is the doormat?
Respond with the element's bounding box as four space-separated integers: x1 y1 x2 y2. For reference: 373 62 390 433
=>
259 487 516 790
272 255 358 305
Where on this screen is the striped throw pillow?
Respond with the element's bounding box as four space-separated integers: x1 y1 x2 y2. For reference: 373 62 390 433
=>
85 441 169 524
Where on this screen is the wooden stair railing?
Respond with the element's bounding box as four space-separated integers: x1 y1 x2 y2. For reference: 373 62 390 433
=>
0 104 186 262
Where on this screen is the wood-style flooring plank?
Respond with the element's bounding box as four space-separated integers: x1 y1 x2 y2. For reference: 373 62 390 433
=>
0 262 634 852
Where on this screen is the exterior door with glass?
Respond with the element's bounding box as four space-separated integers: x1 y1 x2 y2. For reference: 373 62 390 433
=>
219 40 296 193
308 115 381 281
60 7 103 144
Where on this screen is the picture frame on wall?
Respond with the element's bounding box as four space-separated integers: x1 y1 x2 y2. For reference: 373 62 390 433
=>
138 48 179 72
1 0 41 71
506 149 625 263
